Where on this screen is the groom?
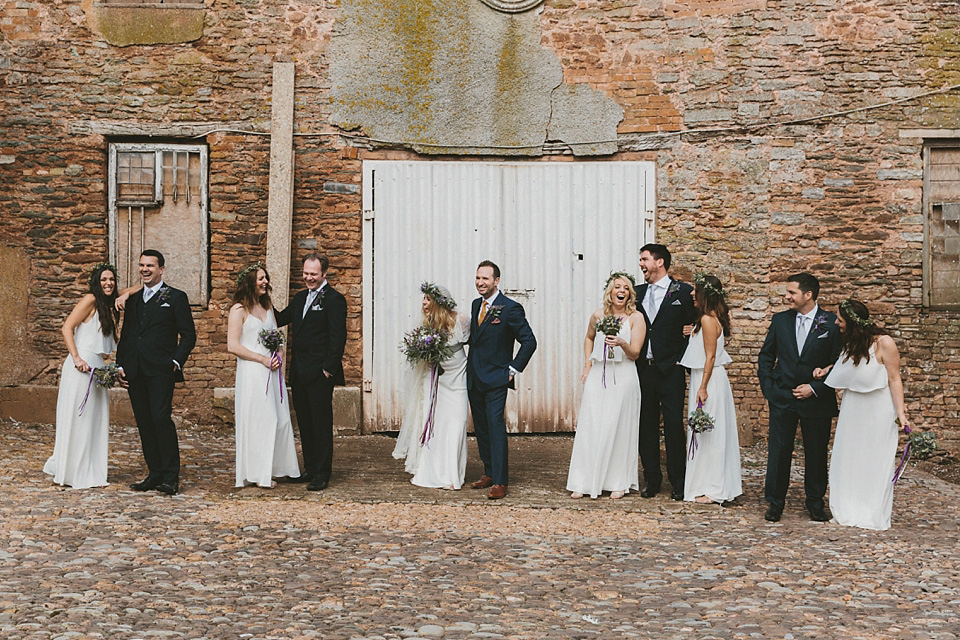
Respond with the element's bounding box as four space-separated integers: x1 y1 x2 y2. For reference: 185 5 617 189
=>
117 249 196 495
636 244 697 500
276 253 348 491
758 272 841 522
467 260 537 500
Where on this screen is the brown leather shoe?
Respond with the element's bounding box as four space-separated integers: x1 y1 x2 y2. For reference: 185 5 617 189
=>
487 484 508 500
470 475 493 489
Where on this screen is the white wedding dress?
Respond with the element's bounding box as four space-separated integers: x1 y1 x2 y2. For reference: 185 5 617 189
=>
44 311 116 489
393 315 469 489
234 310 301 487
679 329 742 503
566 319 640 498
825 344 898 530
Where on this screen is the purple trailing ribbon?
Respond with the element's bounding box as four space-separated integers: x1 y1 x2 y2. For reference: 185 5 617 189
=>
687 401 703 460
77 369 96 416
602 344 618 388
420 364 440 447
265 351 285 403
892 423 912 484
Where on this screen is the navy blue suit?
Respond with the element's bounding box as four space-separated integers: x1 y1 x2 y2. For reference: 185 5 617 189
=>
758 307 841 510
116 284 196 484
276 285 348 481
635 278 697 492
466 292 537 486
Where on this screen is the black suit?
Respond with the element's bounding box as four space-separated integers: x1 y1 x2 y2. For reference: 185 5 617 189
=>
276 284 347 481
636 277 697 491
116 284 196 484
758 306 842 511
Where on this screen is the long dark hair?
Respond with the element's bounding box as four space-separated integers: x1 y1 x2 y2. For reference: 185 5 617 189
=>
90 264 120 339
838 299 888 365
694 274 731 337
232 263 273 311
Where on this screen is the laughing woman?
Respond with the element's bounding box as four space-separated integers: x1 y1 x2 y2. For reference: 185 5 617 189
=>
44 264 123 489
566 272 645 499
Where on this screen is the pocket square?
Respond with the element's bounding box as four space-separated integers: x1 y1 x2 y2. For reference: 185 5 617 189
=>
671 299 682 305
492 318 501 324
161 303 171 308
817 332 828 339
310 304 322 311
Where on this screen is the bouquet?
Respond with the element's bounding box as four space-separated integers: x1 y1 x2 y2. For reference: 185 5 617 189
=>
594 314 624 387
893 420 937 483
400 326 453 369
400 326 454 447
79 363 122 415
687 401 715 459
258 328 286 402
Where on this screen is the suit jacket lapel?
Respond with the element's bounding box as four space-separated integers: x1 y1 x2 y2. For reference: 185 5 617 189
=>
475 293 500 337
292 290 308 337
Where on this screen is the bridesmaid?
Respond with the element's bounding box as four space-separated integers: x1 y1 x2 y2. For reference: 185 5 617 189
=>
566 272 645 499
227 262 301 488
816 299 909 530
678 274 742 504
44 263 122 488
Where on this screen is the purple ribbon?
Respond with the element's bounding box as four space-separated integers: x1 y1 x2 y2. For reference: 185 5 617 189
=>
78 369 96 416
420 364 440 447
601 343 617 388
893 424 912 484
687 401 704 460
265 351 285 403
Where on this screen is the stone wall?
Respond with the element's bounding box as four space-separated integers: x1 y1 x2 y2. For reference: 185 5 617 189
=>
2 0 960 448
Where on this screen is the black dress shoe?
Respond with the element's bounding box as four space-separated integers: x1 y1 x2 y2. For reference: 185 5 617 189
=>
287 472 314 484
640 483 660 498
808 505 831 522
764 505 783 522
130 477 161 491
671 489 684 501
307 478 329 491
156 482 179 496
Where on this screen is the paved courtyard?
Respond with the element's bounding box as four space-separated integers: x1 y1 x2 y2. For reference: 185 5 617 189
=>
1 419 958 639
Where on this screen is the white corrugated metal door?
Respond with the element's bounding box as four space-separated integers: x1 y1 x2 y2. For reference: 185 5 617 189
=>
362 160 656 433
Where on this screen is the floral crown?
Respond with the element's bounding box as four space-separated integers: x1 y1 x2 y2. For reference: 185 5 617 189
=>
839 299 874 327
91 262 117 273
694 272 727 299
420 281 457 310
236 261 264 287
605 271 637 290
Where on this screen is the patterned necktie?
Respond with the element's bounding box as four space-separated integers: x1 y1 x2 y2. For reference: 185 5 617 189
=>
644 284 659 322
143 287 153 303
478 299 488 325
303 289 317 319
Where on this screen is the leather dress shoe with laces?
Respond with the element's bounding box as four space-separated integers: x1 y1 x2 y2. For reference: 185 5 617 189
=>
764 505 783 522
671 489 684 501
130 477 161 492
808 505 831 522
487 484 508 500
307 478 329 491
470 475 493 490
156 482 179 496
640 483 660 498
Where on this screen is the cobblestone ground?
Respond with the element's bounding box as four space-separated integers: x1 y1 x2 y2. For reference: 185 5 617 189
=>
1 419 959 640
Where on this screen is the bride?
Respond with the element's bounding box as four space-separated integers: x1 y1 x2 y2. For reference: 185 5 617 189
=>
227 262 301 488
393 282 470 490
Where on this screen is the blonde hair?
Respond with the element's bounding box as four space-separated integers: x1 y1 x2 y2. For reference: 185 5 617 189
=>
602 276 637 316
423 296 456 333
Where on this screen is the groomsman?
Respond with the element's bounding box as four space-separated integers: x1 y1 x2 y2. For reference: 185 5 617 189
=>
636 244 697 500
466 260 537 500
276 253 348 491
117 250 196 495
758 272 841 522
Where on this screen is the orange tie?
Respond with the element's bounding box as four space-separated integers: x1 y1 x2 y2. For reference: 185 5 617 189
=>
478 300 488 324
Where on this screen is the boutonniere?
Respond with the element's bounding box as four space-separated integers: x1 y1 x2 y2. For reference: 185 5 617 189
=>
308 289 326 312
664 280 683 301
486 305 504 322
154 286 172 305
811 313 828 335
